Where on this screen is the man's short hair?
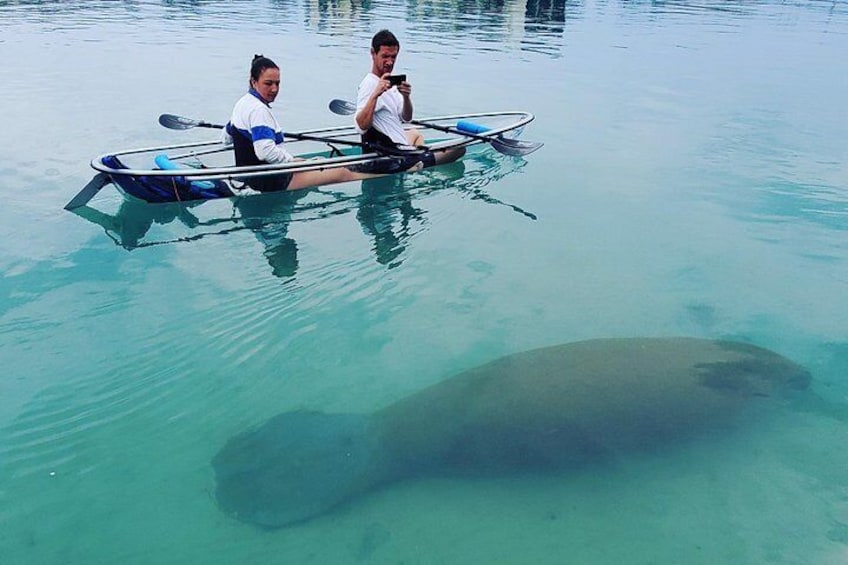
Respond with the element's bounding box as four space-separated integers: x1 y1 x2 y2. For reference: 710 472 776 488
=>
371 29 399 52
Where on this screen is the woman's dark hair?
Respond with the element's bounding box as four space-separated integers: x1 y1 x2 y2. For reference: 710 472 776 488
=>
371 29 399 52
250 54 278 82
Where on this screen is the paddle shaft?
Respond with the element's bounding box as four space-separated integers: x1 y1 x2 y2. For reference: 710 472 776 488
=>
223 123 367 149
160 114 367 149
330 99 509 141
326 100 541 156
413 119 498 143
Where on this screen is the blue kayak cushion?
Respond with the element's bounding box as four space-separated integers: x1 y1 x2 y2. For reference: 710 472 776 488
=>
153 154 216 190
456 120 490 135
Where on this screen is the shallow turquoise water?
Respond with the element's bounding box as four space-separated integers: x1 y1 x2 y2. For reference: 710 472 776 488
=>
1 1 847 563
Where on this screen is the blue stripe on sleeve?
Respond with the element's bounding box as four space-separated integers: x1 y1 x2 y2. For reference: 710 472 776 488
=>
251 125 277 141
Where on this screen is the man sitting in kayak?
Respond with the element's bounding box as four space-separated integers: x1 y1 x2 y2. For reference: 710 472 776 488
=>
355 29 465 173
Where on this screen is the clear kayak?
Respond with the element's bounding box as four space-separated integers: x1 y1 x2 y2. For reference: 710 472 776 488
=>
66 111 541 209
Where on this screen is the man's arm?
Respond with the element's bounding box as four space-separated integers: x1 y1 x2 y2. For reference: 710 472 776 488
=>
356 74 391 131
398 81 413 122
355 93 379 131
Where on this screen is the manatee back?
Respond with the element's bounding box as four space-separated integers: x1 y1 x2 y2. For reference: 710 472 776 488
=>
377 338 810 472
212 411 391 528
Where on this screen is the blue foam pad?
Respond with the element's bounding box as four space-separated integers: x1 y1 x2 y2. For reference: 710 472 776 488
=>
154 154 214 189
456 120 491 135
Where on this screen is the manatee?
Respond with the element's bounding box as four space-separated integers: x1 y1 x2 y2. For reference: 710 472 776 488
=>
212 337 810 528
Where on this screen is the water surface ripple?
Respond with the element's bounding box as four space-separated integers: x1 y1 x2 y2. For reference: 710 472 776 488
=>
1 1 847 564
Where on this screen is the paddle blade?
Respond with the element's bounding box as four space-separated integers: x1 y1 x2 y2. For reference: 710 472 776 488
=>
159 114 223 130
329 99 357 116
64 173 110 210
491 138 544 157
159 113 200 130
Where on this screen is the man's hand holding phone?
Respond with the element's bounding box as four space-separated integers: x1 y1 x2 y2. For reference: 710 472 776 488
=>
387 74 406 87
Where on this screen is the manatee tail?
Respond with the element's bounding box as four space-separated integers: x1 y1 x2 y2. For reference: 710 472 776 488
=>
212 411 392 528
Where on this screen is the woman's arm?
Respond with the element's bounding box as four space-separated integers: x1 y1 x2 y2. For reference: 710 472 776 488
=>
248 107 294 163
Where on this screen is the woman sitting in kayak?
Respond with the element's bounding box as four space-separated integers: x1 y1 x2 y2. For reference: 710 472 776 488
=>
222 55 418 192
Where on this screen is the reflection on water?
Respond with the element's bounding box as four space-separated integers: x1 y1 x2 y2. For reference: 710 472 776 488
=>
3 0 847 563
70 199 207 250
1 0 572 56
235 191 311 279
9 0 842 62
69 149 532 276
358 172 433 269
3 0 843 26
301 0 571 56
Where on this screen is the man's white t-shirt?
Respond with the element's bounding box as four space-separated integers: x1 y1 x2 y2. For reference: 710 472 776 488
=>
356 73 409 146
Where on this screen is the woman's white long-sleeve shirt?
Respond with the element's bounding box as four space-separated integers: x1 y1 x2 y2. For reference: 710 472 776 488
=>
221 89 294 163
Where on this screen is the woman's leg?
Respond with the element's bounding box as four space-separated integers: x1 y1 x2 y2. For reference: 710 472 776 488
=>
286 167 380 191
286 152 431 191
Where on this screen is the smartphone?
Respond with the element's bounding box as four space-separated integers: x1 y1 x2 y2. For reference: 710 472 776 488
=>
387 74 406 86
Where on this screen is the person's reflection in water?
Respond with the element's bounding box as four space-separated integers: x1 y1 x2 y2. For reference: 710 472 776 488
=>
357 175 419 268
357 159 466 268
234 192 307 279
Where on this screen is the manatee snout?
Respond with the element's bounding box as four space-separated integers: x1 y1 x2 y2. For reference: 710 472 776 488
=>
698 341 811 397
779 364 812 391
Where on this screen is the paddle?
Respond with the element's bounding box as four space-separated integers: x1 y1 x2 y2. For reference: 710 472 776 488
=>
64 173 110 210
327 99 543 157
158 114 222 131
158 113 418 155
328 99 358 116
